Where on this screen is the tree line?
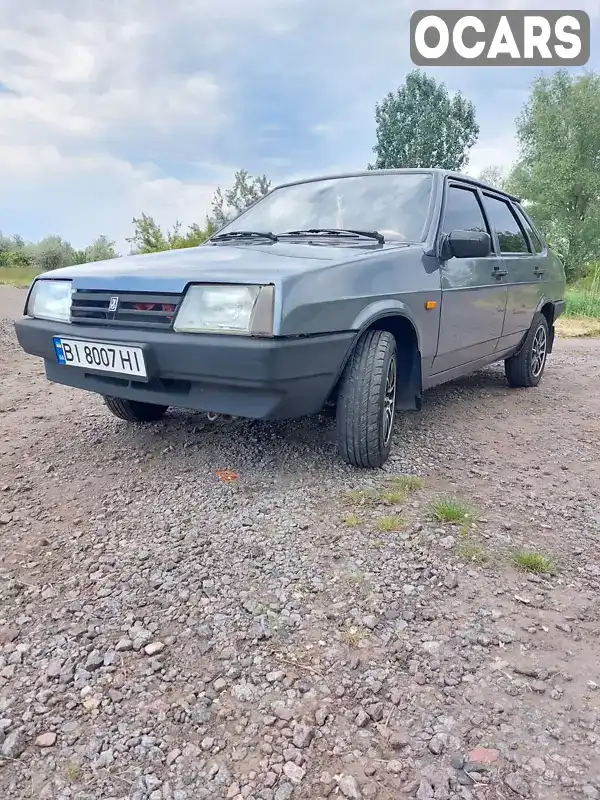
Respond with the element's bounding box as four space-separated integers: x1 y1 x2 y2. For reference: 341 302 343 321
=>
2 69 599 282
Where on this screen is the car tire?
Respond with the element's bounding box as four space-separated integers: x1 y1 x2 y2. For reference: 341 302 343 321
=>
103 396 169 422
336 329 397 469
504 312 549 388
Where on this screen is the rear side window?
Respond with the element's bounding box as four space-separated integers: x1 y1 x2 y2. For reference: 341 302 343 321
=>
442 185 489 237
482 194 531 254
513 205 545 253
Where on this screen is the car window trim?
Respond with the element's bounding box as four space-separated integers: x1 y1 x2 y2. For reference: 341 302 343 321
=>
438 179 498 258
481 191 533 257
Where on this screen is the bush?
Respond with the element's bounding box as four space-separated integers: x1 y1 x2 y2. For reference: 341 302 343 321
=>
565 268 600 319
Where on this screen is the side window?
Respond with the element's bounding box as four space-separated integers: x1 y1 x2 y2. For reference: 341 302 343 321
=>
442 185 489 239
513 204 545 253
482 195 531 254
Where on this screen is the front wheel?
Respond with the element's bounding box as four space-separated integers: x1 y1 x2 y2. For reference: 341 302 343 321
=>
505 312 549 388
336 330 397 469
103 397 168 422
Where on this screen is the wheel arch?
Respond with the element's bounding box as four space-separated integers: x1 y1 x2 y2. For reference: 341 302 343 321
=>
536 298 557 353
329 307 423 411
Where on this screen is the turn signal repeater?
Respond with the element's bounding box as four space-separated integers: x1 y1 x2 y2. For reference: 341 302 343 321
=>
425 300 437 310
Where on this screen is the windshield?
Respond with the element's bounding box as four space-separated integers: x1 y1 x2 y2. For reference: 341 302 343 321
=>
217 172 434 242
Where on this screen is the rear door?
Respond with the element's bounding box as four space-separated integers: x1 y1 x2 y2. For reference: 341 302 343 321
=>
432 181 508 374
480 193 540 350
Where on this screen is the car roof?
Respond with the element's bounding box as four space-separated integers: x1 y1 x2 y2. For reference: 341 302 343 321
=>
274 168 521 203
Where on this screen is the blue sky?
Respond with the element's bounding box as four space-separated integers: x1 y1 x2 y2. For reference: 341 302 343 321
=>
0 0 598 251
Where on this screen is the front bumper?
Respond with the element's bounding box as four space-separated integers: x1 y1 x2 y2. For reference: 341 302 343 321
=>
14 319 354 420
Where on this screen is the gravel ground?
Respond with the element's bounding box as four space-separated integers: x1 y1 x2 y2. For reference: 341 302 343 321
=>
1 284 600 800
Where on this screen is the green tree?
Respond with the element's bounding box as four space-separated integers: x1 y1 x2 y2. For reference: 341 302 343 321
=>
126 214 215 255
84 235 119 262
477 165 506 190
369 70 479 171
506 70 600 280
0 233 34 268
28 235 76 272
209 169 271 228
72 235 118 265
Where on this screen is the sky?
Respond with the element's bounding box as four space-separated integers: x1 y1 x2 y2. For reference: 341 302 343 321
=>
0 0 598 252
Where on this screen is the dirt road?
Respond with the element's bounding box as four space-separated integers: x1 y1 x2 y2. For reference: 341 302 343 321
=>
1 284 599 800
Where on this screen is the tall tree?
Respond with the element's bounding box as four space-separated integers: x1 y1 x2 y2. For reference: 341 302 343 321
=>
477 165 506 190
209 169 271 229
506 70 600 280
84 235 119 262
369 70 479 171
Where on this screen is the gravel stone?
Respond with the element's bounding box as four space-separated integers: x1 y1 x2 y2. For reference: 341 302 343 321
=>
505 772 531 796
283 762 305 784
338 775 362 798
1 730 26 759
1 286 600 800
144 641 165 656
35 732 57 748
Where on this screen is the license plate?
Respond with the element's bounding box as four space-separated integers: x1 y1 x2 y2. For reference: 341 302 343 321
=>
52 337 147 378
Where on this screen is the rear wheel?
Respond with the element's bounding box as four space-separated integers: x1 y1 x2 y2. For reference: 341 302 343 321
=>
103 397 168 422
336 330 397 469
505 312 549 388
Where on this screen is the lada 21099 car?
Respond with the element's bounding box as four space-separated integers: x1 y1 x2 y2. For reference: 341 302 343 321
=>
15 169 566 468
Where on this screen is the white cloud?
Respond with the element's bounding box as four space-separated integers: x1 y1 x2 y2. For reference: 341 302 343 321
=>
0 0 597 247
0 144 217 250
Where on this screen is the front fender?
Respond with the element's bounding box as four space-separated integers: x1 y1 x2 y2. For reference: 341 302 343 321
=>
351 300 423 350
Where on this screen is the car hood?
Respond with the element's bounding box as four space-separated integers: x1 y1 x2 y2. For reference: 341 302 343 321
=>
38 240 414 293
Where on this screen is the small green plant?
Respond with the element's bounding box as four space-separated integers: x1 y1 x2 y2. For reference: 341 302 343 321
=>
344 488 384 506
388 474 424 493
345 514 361 527
344 475 424 508
66 762 82 781
371 539 385 548
378 515 404 532
457 538 489 564
512 550 554 574
379 489 406 504
429 496 473 525
341 626 364 647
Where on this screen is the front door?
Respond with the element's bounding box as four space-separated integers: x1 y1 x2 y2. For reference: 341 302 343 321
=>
480 193 541 350
432 182 508 375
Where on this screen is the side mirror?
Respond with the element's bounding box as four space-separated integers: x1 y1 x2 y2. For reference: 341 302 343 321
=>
445 230 491 259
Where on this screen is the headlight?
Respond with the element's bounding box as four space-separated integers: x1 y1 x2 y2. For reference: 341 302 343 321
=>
27 279 72 323
173 284 274 335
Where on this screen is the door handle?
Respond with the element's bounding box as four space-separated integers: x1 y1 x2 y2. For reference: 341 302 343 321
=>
534 268 545 276
493 269 508 278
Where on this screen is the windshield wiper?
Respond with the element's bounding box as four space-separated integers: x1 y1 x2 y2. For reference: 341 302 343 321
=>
210 230 278 243
277 228 385 244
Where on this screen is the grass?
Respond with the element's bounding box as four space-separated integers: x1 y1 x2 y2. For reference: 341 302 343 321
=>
388 474 424 493
345 514 361 527
378 515 404 532
560 273 600 337
66 762 82 781
429 496 474 525
0 266 41 287
565 289 600 319
556 316 600 338
344 474 424 507
512 550 554 574
341 626 365 647
457 536 489 564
